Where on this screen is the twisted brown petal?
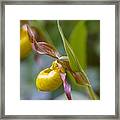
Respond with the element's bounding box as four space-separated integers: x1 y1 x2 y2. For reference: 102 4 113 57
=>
23 24 61 59
32 42 60 59
57 59 89 85
60 73 72 100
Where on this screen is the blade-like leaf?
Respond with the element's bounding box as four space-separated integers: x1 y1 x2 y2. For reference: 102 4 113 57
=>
57 21 90 85
57 21 81 72
69 21 87 70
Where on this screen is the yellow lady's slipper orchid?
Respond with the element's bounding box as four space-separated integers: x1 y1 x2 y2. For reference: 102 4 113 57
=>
20 27 32 59
36 61 64 91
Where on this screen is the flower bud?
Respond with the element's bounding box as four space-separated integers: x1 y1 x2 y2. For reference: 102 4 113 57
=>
20 26 32 59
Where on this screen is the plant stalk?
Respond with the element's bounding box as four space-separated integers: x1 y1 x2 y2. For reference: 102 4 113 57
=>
57 20 98 100
86 85 98 100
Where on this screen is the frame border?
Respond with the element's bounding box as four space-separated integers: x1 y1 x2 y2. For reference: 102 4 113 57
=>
0 0 119 119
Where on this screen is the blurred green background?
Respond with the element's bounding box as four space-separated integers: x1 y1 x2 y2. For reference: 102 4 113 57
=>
20 20 100 100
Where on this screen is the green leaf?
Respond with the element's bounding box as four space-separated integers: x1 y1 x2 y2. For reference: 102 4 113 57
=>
69 21 87 70
57 20 90 85
57 20 82 72
57 21 98 99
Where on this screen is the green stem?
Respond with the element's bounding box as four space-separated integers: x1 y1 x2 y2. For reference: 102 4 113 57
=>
86 85 98 100
80 69 98 100
57 20 98 100
80 70 98 100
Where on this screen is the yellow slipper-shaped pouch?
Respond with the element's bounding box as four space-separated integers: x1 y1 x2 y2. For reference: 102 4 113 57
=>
36 61 63 91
